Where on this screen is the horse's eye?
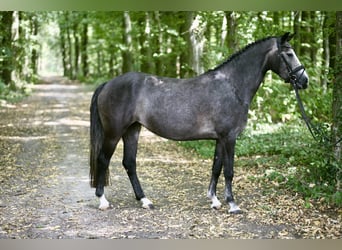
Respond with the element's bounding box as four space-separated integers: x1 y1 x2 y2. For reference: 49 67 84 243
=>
286 53 294 57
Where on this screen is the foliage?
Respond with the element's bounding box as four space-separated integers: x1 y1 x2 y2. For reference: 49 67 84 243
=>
249 74 333 123
0 11 44 100
0 80 32 102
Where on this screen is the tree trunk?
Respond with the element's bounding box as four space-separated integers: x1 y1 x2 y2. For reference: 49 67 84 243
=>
154 11 165 76
58 12 72 78
66 15 73 79
182 12 205 77
309 11 318 65
16 11 24 78
179 11 191 78
293 11 301 56
0 11 14 85
140 12 155 74
96 51 101 76
192 14 206 75
328 12 337 71
322 11 333 91
122 11 134 73
301 11 311 59
30 13 39 76
225 11 238 54
60 30 68 77
73 20 79 80
186 12 196 77
80 13 88 78
108 46 115 77
332 11 342 192
273 11 280 27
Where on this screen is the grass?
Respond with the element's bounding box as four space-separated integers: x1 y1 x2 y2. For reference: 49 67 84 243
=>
178 122 341 207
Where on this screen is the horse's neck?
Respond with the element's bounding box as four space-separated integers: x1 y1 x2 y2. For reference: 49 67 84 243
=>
220 41 274 105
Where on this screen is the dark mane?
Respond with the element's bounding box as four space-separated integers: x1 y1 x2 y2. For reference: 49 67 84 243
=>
208 36 277 73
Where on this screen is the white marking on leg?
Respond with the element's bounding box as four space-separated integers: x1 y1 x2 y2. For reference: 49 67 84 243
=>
211 196 222 209
207 192 222 209
228 201 242 213
140 197 154 209
98 194 110 210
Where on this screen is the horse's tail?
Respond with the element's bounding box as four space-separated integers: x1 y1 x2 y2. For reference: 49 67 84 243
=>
89 82 108 188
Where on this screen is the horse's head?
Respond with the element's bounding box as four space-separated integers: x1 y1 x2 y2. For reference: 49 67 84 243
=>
271 32 309 89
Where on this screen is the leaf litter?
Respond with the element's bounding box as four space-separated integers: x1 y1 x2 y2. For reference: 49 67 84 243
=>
0 76 340 239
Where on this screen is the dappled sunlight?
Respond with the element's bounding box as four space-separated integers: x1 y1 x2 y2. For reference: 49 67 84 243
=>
245 122 283 135
140 128 168 143
0 101 17 109
61 174 89 183
43 118 89 128
137 157 196 165
32 83 80 91
0 135 48 141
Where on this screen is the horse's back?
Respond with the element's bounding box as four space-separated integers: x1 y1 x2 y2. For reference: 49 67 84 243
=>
96 71 247 140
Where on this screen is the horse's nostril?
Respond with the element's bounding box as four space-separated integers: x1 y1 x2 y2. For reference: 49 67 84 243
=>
300 78 309 89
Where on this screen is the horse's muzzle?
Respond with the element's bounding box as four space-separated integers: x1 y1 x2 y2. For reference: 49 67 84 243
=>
288 67 308 90
297 77 308 89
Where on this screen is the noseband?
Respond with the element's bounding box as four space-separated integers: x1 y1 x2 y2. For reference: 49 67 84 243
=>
280 53 305 86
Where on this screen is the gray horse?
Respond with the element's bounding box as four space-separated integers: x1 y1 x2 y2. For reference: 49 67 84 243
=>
90 32 308 213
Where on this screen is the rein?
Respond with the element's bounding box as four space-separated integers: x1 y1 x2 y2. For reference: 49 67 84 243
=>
291 81 329 143
291 80 342 147
278 40 341 146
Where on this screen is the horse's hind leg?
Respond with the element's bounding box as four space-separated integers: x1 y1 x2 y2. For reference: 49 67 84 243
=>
96 137 119 210
122 123 154 209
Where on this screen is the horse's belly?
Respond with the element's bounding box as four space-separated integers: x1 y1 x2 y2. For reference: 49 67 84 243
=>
140 114 218 141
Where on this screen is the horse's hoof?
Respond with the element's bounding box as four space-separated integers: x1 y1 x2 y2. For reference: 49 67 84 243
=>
141 198 154 209
142 203 154 209
99 204 113 210
209 195 222 210
98 195 111 210
229 209 243 214
211 204 221 210
147 204 155 209
228 202 242 214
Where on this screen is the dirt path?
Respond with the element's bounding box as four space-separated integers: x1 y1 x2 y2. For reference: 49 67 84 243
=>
0 77 340 239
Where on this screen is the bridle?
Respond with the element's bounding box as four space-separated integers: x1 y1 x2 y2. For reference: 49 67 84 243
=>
277 41 306 89
276 38 340 146
280 53 306 88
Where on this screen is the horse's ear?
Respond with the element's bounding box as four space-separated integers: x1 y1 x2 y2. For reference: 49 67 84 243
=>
281 32 295 43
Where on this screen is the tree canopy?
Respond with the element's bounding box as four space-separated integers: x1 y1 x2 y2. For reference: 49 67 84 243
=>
1 11 337 146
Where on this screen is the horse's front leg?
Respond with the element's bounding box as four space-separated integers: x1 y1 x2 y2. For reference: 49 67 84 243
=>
223 138 242 214
207 141 224 209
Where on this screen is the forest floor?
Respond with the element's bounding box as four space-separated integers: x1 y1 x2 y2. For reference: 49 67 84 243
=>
0 76 340 239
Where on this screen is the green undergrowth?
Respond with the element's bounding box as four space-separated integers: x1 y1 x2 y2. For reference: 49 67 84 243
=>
178 122 341 207
0 81 33 103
